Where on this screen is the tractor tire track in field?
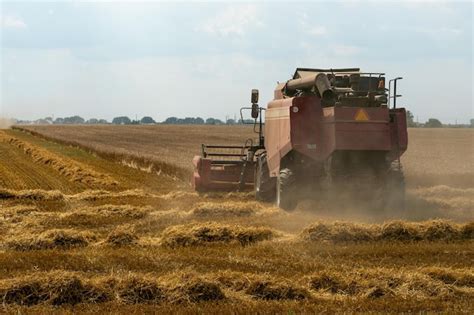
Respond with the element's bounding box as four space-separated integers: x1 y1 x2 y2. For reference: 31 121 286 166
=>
0 131 118 189
0 141 83 192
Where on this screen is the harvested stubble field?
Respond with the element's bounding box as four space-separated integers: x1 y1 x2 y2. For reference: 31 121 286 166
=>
0 126 473 314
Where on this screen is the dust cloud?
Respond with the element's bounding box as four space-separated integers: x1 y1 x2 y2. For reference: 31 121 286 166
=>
260 183 474 235
0 117 15 129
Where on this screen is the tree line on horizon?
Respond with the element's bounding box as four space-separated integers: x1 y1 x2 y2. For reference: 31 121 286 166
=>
15 115 254 126
13 112 474 128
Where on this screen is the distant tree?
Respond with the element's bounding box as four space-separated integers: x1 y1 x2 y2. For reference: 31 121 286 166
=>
183 117 196 124
226 119 236 125
470 119 474 128
98 119 109 124
63 116 85 124
206 118 223 125
163 117 223 124
87 118 99 124
425 118 442 128
406 110 416 127
112 116 132 125
15 119 31 125
140 116 156 124
205 118 215 125
35 118 51 125
239 119 255 124
164 117 178 124
54 117 64 124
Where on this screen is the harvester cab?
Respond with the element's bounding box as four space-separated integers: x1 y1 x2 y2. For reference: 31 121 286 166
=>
192 67 408 211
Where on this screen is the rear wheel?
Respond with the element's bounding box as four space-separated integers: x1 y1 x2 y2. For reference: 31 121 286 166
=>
276 167 298 211
384 162 405 211
254 154 276 202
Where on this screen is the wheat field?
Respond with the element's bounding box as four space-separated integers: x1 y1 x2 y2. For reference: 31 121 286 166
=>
0 126 472 314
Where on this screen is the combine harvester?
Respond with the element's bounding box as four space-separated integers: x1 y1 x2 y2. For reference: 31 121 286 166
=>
192 68 407 210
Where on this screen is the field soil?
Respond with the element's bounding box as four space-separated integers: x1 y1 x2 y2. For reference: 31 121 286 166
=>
0 126 473 314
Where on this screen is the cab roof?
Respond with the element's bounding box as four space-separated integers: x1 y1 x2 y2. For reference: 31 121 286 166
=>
293 68 384 79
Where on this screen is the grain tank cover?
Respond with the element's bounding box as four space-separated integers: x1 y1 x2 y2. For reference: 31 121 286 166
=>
292 68 361 79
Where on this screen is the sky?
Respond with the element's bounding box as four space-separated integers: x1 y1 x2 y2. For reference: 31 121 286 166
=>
0 0 472 123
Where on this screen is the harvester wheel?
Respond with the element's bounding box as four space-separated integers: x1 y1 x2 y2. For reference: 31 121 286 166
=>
277 168 298 211
384 162 406 211
255 154 276 202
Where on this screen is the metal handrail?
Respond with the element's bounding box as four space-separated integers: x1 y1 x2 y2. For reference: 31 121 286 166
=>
204 145 252 149
206 153 247 157
388 77 403 108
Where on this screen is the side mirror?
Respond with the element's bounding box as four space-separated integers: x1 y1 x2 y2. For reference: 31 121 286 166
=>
251 89 259 104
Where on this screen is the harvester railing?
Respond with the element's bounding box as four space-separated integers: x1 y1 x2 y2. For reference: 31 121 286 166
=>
201 144 253 161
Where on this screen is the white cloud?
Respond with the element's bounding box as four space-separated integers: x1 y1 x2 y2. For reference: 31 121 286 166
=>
379 24 463 38
308 26 328 36
2 15 27 29
297 10 327 37
199 4 261 37
417 26 462 37
332 45 362 56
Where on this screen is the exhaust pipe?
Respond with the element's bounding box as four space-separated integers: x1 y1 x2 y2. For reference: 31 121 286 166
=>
285 72 335 101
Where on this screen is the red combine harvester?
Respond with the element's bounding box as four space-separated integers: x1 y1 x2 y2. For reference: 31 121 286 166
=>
192 68 407 210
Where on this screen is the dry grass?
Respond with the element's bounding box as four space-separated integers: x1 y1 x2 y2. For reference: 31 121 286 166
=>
378 220 423 241
161 272 225 303
461 222 474 238
160 222 275 247
105 228 139 247
0 131 118 187
422 267 474 287
300 221 375 243
0 271 227 307
0 272 109 306
5 230 96 251
403 128 473 168
0 188 157 202
244 279 309 300
189 202 262 218
76 205 151 219
306 268 471 299
1 267 471 308
1 205 38 216
0 126 472 313
301 220 472 243
308 270 361 294
13 125 256 179
380 220 468 241
112 276 164 304
0 188 65 201
402 128 474 187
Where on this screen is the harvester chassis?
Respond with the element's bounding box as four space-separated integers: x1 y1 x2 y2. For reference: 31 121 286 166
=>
192 68 408 211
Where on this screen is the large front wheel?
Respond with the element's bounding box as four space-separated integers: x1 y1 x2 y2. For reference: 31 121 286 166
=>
254 154 276 202
276 168 298 211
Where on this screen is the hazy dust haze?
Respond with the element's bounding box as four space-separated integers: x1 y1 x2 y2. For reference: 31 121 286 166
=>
0 118 14 129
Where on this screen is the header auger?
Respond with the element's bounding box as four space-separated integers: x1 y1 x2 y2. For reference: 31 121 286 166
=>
192 68 408 211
